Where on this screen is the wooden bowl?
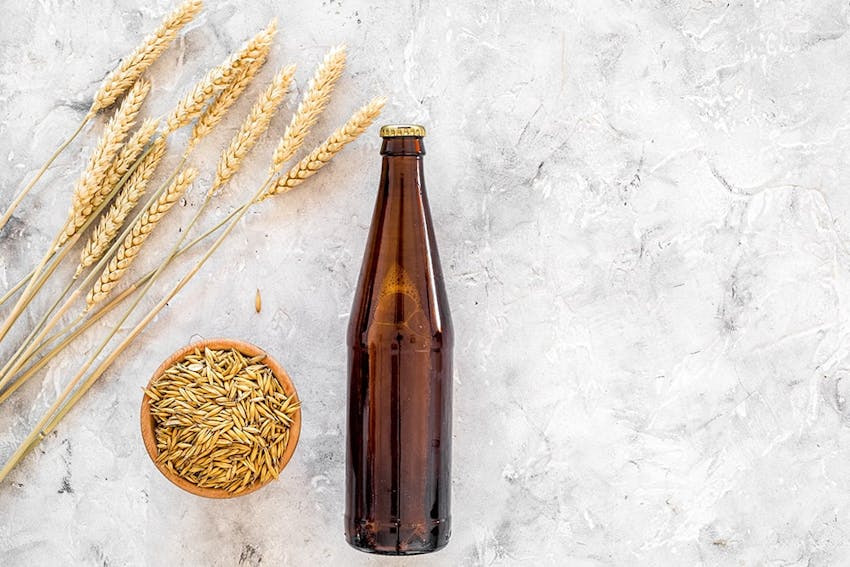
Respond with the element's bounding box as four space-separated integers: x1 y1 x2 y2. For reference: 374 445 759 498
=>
140 338 301 499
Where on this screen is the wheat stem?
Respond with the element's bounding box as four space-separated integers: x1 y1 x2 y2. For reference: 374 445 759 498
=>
0 117 91 234
0 122 153 347
0 141 160 388
0 311 86 406
0 81 150 343
0 268 34 308
0 276 78 394
0 207 237 404
0 148 179 388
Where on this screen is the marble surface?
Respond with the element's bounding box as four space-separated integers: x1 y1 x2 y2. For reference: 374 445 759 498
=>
2 0 850 565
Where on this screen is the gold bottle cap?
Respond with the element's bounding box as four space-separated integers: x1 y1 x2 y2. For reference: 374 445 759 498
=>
380 124 426 138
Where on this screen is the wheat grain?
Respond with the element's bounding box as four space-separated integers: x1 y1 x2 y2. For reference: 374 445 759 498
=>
270 46 346 173
76 137 168 276
212 64 296 193
263 96 386 199
95 118 160 205
90 0 203 114
86 167 198 309
164 19 278 134
59 80 151 248
146 347 299 493
187 39 273 149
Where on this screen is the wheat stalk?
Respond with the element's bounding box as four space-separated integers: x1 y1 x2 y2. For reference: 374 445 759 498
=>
0 1 200 233
164 19 277 134
76 137 168 276
264 97 386 199
90 0 203 114
212 65 297 193
87 167 198 309
270 46 346 173
59 79 151 248
0 81 149 344
188 41 273 149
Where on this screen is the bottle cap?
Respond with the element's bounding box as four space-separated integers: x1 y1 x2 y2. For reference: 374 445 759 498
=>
380 124 426 138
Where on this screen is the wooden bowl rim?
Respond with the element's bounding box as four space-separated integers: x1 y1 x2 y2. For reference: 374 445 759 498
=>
140 338 301 499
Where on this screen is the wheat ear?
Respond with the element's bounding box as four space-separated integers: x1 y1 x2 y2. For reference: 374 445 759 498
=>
264 96 386 199
212 65 297 193
76 137 168 276
95 118 160 205
87 167 198 309
188 40 274 149
59 80 151 248
90 0 203 114
164 19 277 134
270 45 346 173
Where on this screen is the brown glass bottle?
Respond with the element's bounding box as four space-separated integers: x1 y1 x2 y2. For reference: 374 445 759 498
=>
345 125 453 555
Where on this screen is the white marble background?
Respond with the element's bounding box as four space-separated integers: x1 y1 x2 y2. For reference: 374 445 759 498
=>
2 0 850 565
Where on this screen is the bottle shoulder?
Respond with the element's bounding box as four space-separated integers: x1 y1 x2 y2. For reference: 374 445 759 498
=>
347 300 452 348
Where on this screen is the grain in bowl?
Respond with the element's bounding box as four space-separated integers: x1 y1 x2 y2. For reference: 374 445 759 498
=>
141 340 300 497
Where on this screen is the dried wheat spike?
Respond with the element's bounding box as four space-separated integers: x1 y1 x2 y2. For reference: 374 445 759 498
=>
95 118 160 205
86 167 198 309
212 64 297 193
263 96 386 200
90 0 203 114
188 39 274 149
164 19 277 134
59 80 151 249
270 45 346 174
76 136 168 276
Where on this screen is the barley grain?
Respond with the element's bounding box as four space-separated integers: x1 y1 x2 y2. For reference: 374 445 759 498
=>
146 347 298 493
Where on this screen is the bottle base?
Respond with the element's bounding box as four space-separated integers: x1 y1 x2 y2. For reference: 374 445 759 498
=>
345 542 449 556
345 517 450 555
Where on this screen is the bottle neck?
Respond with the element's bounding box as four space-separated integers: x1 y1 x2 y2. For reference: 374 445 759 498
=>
381 136 425 157
380 137 425 195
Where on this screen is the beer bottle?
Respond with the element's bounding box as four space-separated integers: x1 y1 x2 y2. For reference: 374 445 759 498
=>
345 124 453 555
